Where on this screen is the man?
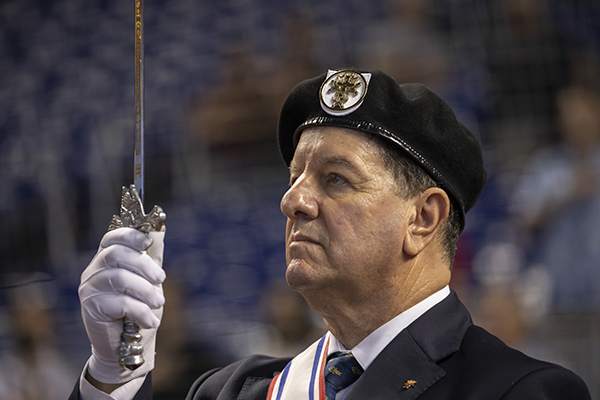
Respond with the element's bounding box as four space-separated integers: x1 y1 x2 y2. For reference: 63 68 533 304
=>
71 69 590 399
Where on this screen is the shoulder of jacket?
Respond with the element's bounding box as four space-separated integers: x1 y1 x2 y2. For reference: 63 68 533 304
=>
187 354 292 399
461 326 589 395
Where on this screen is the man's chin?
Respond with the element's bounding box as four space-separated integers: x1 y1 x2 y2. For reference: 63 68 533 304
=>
285 259 324 293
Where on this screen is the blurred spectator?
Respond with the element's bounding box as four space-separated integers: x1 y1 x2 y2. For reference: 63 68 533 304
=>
152 279 221 400
473 271 558 359
190 41 275 150
255 283 325 358
356 0 451 90
485 83 600 396
511 84 600 312
477 284 529 349
0 278 76 400
267 12 322 111
484 0 571 163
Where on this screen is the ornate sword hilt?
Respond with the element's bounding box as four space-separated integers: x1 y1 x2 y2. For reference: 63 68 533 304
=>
108 184 166 370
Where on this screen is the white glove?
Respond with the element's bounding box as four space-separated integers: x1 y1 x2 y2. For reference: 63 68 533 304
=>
79 227 166 384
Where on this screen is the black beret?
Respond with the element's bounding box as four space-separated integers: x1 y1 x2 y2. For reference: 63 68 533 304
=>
277 69 487 230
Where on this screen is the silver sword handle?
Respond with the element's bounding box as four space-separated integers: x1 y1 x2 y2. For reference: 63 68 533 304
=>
119 321 144 368
108 185 166 370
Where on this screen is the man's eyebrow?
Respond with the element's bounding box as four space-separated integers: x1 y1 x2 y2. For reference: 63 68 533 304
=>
323 155 358 169
321 155 367 178
289 155 365 176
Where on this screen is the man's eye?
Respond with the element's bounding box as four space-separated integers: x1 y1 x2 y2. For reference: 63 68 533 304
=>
327 173 347 185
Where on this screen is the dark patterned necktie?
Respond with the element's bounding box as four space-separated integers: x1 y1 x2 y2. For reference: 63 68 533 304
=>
324 352 364 400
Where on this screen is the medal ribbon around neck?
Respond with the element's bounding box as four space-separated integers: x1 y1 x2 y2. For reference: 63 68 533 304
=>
267 333 331 400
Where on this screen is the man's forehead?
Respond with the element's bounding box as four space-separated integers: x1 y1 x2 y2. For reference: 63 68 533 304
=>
294 126 372 146
291 127 377 163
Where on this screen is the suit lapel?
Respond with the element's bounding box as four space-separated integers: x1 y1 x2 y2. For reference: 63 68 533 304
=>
345 291 472 400
346 329 445 399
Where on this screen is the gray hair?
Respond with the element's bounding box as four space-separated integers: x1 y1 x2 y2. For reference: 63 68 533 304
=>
369 135 462 267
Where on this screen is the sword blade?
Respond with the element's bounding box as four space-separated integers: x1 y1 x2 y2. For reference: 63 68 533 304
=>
134 0 144 202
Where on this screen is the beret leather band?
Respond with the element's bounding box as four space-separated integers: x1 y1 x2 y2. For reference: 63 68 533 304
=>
277 69 487 231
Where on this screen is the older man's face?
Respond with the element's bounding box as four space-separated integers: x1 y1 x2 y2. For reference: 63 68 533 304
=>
281 126 411 302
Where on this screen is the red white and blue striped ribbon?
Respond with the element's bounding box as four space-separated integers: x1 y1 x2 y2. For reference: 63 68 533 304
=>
267 332 331 400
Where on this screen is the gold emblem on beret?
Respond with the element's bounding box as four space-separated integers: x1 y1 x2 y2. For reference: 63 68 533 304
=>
320 70 371 116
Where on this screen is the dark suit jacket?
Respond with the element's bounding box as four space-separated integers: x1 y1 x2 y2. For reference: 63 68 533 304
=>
70 291 591 399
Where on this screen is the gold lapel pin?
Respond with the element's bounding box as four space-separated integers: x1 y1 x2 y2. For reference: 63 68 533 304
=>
403 380 417 389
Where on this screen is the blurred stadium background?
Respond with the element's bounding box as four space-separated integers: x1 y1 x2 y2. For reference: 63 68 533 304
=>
1 0 599 398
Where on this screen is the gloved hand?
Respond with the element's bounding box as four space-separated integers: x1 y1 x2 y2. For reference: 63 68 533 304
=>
78 227 166 384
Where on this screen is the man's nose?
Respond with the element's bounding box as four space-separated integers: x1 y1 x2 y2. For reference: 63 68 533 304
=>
280 175 319 220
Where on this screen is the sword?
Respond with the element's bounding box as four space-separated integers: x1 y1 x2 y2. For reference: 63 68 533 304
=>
107 0 166 371
133 0 144 200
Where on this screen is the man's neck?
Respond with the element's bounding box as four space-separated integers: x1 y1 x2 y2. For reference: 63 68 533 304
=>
319 278 450 349
328 286 451 371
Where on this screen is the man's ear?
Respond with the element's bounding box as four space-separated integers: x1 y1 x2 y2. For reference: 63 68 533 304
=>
403 188 450 257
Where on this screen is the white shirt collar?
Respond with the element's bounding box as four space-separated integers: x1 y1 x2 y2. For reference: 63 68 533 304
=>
328 286 450 370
